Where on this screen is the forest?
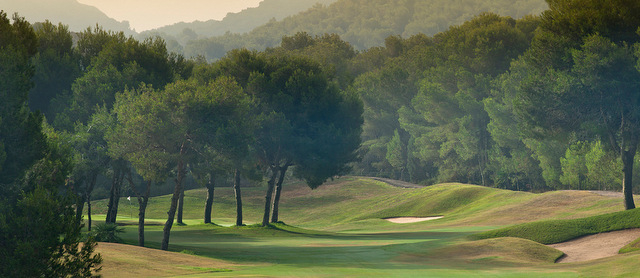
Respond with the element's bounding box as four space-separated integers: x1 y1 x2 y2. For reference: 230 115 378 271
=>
3 0 640 276
176 0 548 60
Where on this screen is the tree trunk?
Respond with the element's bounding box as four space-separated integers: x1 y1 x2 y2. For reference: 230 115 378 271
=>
105 170 115 223
85 173 97 231
271 165 289 223
262 167 279 226
622 149 636 210
75 192 85 225
87 195 92 231
162 155 186 251
233 169 243 226
106 167 123 224
204 175 215 224
177 186 185 225
137 181 151 247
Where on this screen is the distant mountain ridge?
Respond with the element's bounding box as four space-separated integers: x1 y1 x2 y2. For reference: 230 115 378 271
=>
0 0 134 34
183 0 549 60
142 0 338 38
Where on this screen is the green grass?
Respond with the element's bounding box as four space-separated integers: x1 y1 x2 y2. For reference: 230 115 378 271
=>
89 177 640 277
471 208 640 244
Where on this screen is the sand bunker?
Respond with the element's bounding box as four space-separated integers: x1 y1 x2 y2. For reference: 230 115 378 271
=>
549 228 640 263
385 216 443 223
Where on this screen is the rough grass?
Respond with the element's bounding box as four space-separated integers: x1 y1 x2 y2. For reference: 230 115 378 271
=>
471 208 640 244
429 237 564 264
96 242 235 277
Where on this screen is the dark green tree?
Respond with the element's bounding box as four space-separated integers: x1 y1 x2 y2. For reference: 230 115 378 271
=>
0 12 101 277
213 50 362 226
515 0 640 209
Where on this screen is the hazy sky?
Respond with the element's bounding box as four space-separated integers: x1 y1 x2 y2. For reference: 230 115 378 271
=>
77 0 263 31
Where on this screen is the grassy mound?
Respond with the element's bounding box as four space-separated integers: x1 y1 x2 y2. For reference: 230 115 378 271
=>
96 242 233 277
620 236 640 254
471 208 640 244
430 237 564 264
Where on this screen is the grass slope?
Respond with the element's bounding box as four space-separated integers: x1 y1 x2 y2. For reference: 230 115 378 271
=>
472 208 640 244
89 177 640 277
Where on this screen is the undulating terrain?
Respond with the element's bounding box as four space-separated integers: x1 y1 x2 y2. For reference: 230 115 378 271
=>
90 177 640 277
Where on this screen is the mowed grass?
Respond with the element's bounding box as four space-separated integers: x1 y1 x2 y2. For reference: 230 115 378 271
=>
89 177 640 277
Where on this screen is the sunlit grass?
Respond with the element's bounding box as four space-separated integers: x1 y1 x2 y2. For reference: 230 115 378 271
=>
90 177 640 277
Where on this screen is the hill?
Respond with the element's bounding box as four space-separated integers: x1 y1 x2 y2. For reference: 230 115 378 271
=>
0 0 134 34
182 0 548 60
142 0 338 39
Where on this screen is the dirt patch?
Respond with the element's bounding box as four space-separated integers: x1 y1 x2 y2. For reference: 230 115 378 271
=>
549 229 640 263
385 216 444 223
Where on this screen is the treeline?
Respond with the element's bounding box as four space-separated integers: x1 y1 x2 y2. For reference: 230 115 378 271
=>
348 1 640 206
180 0 548 60
12 12 362 255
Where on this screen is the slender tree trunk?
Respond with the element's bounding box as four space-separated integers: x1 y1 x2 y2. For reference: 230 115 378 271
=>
162 146 186 250
204 176 215 224
233 169 243 226
105 170 115 223
271 165 289 223
87 195 93 231
85 173 97 231
177 186 185 224
137 181 151 247
262 167 279 226
622 149 636 210
75 191 85 225
106 167 123 224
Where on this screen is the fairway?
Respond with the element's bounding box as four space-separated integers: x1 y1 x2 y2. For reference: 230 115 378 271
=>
93 177 640 277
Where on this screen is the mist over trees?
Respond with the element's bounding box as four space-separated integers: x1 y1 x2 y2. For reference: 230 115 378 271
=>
180 0 547 61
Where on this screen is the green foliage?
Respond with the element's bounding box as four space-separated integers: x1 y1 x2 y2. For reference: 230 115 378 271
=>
213 49 363 188
182 0 547 60
472 208 640 244
29 21 81 121
0 13 101 276
90 223 125 243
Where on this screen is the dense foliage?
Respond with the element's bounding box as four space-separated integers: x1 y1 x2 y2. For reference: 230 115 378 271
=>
0 12 101 277
181 0 547 61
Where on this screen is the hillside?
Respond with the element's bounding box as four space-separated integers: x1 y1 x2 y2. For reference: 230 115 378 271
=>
142 0 338 39
0 0 134 34
183 0 548 60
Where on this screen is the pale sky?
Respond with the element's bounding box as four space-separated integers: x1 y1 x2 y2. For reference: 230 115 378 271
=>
77 0 263 31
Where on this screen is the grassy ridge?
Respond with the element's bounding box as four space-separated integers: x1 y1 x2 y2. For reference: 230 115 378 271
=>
471 208 640 244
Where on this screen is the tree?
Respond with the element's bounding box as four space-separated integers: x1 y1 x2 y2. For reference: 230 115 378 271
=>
110 84 187 249
187 74 254 226
213 49 362 226
0 12 101 276
111 77 250 249
29 21 81 121
516 0 640 209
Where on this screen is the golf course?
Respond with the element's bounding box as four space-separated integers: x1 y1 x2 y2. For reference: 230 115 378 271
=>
89 177 640 277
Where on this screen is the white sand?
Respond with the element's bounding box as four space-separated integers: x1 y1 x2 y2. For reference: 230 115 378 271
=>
549 228 640 263
384 216 444 223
